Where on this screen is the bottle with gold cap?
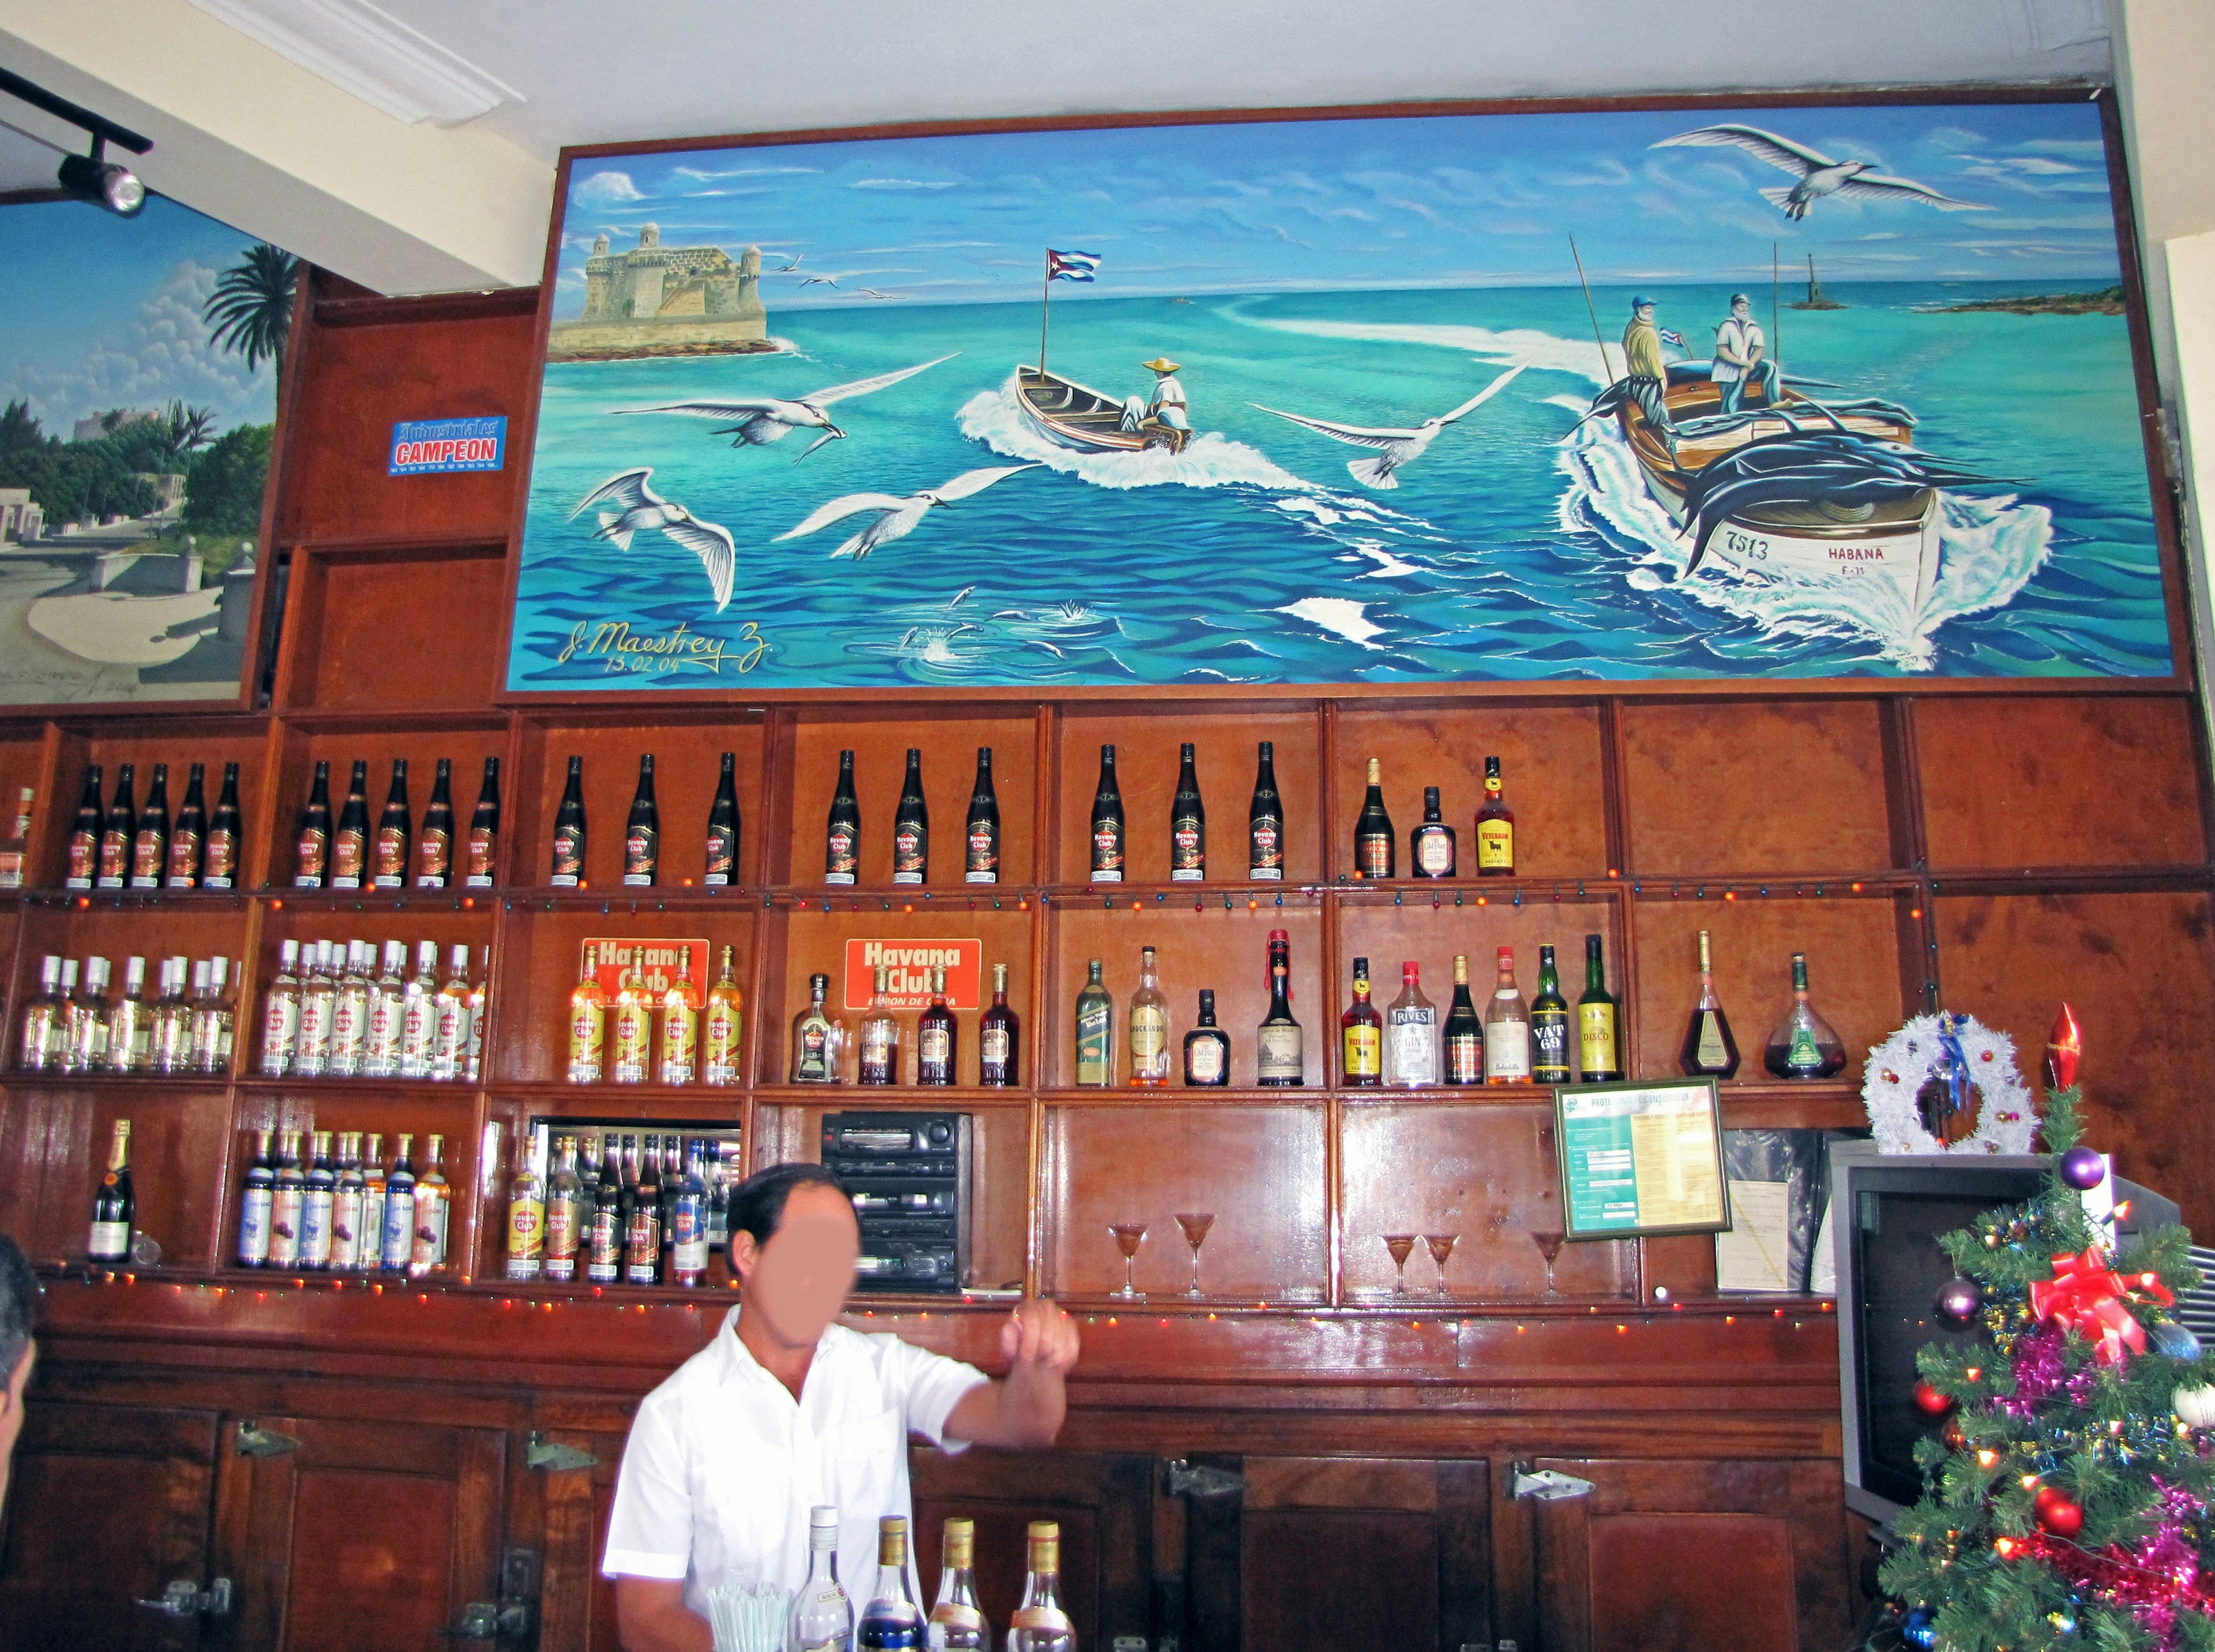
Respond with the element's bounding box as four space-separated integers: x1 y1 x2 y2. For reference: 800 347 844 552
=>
790 1504 853 1652
929 1517 988 1651
1007 1522 1075 1652
857 1515 925 1650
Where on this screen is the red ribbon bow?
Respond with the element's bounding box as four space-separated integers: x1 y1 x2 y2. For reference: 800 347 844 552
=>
2027 1247 2173 1366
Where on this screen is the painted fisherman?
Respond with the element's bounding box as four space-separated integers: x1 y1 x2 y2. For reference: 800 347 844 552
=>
1143 357 1189 432
1712 292 1778 415
1621 295 1684 455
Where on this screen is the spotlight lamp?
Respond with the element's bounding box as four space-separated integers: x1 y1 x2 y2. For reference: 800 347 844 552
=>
57 137 145 217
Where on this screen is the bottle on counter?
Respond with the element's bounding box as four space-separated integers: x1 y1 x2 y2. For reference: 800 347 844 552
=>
857 1516 924 1652
1007 1521 1075 1652
790 1504 854 1652
929 1516 988 1651
87 1118 133 1264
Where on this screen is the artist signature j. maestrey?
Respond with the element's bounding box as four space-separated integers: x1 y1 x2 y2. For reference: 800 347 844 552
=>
558 620 767 675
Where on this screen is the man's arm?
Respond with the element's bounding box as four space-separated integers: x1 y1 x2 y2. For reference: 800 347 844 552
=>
615 1578 711 1652
944 1297 1079 1448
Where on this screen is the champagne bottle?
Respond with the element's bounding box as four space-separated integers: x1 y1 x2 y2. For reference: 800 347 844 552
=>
1256 929 1302 1087
917 966 955 1085
1442 955 1482 1086
550 755 586 887
703 945 742 1084
825 749 861 885
1531 945 1572 1085
929 1516 988 1652
1089 745 1124 884
1353 757 1394 879
97 763 134 888
979 962 1019 1086
1074 958 1112 1085
87 1118 133 1263
465 756 501 887
1578 933 1621 1082
1763 952 1846 1079
857 1517 925 1652
892 747 928 885
1007 1522 1074 1652
1410 785 1455 878
295 760 332 888
858 966 899 1085
166 763 205 888
964 747 999 884
65 765 102 889
1170 742 1206 882
1249 740 1284 881
370 758 410 887
704 751 739 887
1484 946 1531 1083
129 763 169 888
331 759 369 888
1128 945 1170 1086
623 754 659 886
204 761 241 889
1681 929 1741 1078
1340 956 1381 1086
416 757 453 887
1184 989 1230 1087
1474 756 1515 876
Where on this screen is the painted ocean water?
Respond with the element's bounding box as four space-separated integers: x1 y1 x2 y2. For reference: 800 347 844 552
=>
508 281 2167 690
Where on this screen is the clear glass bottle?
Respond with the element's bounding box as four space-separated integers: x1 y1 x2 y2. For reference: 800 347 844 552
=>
1680 929 1741 1079
703 944 742 1084
857 1516 924 1651
929 1516 988 1651
1256 929 1302 1087
790 1504 854 1652
18 954 61 1072
363 939 406 1078
858 966 900 1086
412 1133 449 1275
1340 956 1381 1086
150 958 193 1076
1006 1522 1075 1652
789 971 843 1083
1128 945 1170 1086
567 943 606 1084
658 944 700 1084
464 945 488 1083
190 956 232 1076
915 966 956 1086
53 958 84 1075
610 955 652 1085
294 941 335 1078
430 944 472 1081
328 940 371 1077
107 955 149 1075
1073 958 1112 1087
69 956 111 1074
1763 952 1846 1080
236 1128 275 1268
1384 961 1438 1088
1484 946 1531 1084
400 940 438 1079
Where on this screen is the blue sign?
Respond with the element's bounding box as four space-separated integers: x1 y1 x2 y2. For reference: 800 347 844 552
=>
391 415 506 475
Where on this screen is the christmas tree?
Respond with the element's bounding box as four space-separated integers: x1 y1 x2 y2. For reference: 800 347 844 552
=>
1879 1085 2214 1650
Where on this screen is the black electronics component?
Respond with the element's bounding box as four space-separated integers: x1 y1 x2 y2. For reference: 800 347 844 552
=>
822 1111 970 1294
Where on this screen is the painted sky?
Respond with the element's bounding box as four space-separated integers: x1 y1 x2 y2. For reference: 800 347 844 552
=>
0 194 277 437
552 100 2119 318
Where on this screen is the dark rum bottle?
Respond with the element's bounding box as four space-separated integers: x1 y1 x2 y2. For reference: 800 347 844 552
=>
465 756 500 888
1249 740 1283 881
1184 989 1230 1087
1763 952 1846 1079
416 757 453 887
704 751 739 887
1578 933 1621 1082
1443 955 1483 1086
916 966 956 1085
965 748 999 884
295 759 331 888
1353 758 1394 879
166 762 205 888
66 764 102 889
97 763 134 889
825 749 860 885
129 761 169 889
1411 785 1455 878
1475 756 1514 877
204 762 241 889
1680 929 1741 1078
1256 929 1302 1087
1340 956 1382 1086
623 755 659 886
892 748 928 885
1531 944 1572 1085
372 759 410 888
978 962 1019 1085
331 759 370 889
1090 744 1124 884
550 755 585 887
1170 742 1205 883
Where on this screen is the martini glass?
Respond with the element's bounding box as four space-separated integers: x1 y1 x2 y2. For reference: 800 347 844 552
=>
1424 1233 1458 1297
1174 1212 1215 1299
1383 1233 1418 1296
1531 1229 1566 1300
1109 1223 1147 1300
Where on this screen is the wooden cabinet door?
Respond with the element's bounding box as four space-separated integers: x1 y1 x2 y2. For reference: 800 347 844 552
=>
219 1416 509 1652
1527 1458 1850 1652
531 1428 629 1652
0 1402 223 1652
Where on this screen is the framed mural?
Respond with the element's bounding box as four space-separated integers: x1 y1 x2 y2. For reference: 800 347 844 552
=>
0 192 292 705
504 92 2175 693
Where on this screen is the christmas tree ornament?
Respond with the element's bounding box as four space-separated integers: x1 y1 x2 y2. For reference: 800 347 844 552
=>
1935 1275 1983 1326
1940 1416 1968 1452
2028 1245 2173 1365
1863 1013 2037 1155
2175 1384 2215 1429
2045 1002 2081 1090
1913 1379 1955 1417
1899 1605 1938 1650
2057 1144 2105 1191
2148 1318 2203 1361
2032 1484 2084 1537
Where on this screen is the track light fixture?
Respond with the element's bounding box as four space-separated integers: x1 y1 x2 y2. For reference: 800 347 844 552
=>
0 66 153 218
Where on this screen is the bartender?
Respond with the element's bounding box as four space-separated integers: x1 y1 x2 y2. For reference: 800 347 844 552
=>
604 1162 1080 1651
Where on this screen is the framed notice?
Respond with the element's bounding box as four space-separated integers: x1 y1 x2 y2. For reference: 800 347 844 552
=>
1553 1078 1730 1240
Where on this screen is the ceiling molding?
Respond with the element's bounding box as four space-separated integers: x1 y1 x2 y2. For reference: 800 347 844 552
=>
183 0 521 126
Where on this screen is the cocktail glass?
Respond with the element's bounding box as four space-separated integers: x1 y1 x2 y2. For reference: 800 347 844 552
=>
1383 1233 1418 1296
1424 1233 1457 1296
1174 1212 1215 1300
1531 1229 1566 1300
1109 1223 1147 1301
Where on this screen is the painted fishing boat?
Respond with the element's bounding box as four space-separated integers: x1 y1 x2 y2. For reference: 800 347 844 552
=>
1015 365 1191 456
1613 364 1941 614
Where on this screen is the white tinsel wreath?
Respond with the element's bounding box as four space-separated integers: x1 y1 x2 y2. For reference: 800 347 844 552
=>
1861 1013 2039 1155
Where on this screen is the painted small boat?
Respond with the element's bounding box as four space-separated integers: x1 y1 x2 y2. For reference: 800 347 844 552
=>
1016 365 1191 456
1615 365 1940 614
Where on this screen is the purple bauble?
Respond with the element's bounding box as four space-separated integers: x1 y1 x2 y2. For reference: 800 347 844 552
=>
1936 1276 1983 1326
2059 1146 2105 1191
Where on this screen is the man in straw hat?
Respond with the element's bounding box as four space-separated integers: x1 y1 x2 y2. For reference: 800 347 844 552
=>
1143 356 1189 433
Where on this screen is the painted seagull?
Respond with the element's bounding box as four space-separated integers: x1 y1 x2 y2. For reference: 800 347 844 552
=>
1652 124 1989 220
611 354 957 461
569 468 735 611
1251 363 1526 489
798 274 840 288
770 253 805 273
774 464 1039 560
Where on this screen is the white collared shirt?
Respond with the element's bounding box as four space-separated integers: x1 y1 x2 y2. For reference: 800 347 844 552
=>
602 1307 986 1618
1713 315 1765 382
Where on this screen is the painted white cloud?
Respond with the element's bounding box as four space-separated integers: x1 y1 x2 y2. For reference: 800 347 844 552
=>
573 170 643 205
850 178 958 190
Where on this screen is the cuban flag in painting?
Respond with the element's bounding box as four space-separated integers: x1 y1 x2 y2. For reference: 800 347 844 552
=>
1046 249 1101 282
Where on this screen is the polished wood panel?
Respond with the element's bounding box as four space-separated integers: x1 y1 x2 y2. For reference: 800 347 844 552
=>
1621 701 1897 874
3 1084 231 1268
1917 695 2207 869
276 546 511 712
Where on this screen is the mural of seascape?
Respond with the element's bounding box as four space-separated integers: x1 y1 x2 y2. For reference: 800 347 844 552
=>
508 100 2168 691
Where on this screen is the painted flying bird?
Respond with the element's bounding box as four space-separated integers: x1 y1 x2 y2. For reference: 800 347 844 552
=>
1677 430 2003 578
858 288 904 301
775 464 1040 560
771 253 805 273
611 354 958 461
1652 124 1989 220
569 468 735 611
1251 364 1526 489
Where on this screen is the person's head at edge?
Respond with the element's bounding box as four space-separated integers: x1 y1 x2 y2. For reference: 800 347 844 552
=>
725 1162 861 1358
0 1234 37 1516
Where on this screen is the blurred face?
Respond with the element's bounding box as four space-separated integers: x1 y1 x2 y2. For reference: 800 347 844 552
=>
732 1185 859 1350
0 1339 33 1506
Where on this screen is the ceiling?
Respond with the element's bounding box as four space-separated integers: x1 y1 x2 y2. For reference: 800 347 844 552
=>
0 117 62 193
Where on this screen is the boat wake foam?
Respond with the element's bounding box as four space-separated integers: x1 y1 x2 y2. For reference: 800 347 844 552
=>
1557 420 2053 671
958 377 1308 490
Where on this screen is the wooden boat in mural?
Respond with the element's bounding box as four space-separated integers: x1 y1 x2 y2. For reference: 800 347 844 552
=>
1015 365 1193 455
1614 365 1942 614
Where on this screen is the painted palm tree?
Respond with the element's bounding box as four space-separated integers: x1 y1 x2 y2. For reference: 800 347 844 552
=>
160 400 216 465
203 243 302 388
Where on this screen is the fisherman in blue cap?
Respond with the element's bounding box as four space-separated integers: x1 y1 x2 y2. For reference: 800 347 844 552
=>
1620 295 1683 456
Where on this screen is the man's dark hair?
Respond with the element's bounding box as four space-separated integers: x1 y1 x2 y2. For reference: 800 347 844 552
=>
728 1163 849 1250
0 1234 36 1380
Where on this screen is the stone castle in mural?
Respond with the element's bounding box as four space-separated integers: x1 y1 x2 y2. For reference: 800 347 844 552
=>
546 224 779 362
